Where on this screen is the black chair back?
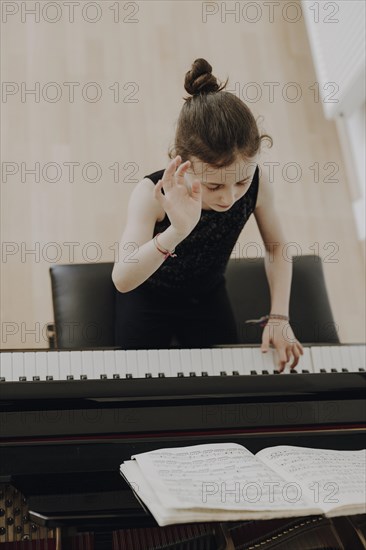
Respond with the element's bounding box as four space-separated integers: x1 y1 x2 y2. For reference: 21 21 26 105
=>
49 255 339 348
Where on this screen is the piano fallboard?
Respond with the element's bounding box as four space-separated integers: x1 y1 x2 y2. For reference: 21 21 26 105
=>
1 372 365 439
1 345 365 540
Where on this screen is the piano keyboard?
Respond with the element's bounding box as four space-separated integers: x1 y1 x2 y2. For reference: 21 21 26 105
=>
0 345 365 382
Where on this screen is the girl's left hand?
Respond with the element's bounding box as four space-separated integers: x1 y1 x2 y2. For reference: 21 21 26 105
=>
261 320 304 372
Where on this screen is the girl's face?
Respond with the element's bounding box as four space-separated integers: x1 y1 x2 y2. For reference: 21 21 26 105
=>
184 156 259 211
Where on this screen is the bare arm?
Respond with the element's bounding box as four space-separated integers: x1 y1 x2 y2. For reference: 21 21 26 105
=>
112 156 202 293
112 179 186 293
254 170 304 369
253 170 291 316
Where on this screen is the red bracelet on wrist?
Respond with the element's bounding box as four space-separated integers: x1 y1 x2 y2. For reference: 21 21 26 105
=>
153 233 177 260
245 313 290 327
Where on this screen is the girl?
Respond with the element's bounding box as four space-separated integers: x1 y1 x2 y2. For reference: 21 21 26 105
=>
112 58 304 371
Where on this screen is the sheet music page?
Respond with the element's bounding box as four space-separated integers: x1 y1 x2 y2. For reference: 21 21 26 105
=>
256 446 366 514
120 460 314 526
127 442 316 512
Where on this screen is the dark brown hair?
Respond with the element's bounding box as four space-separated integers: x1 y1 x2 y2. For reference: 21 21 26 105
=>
168 58 273 170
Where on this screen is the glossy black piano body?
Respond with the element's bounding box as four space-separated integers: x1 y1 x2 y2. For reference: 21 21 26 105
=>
1 347 365 547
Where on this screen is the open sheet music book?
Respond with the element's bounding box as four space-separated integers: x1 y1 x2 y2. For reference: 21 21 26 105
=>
120 443 366 526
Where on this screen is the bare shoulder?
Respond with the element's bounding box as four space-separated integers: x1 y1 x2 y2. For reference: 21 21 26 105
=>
131 177 165 222
253 166 286 248
255 166 274 211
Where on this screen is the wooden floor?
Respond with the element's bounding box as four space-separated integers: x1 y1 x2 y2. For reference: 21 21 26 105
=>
1 0 364 348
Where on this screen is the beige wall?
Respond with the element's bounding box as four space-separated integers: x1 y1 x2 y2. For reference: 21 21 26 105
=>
1 0 365 349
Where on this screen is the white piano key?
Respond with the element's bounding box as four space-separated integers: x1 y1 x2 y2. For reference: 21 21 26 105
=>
251 348 265 374
46 351 60 380
0 353 12 381
238 348 255 375
125 350 138 378
103 350 116 379
189 349 203 376
114 350 127 378
24 352 36 380
336 345 351 372
158 349 170 377
7 345 363 386
47 351 60 380
34 351 48 380
136 349 149 378
59 351 72 379
210 348 224 376
92 350 106 379
350 344 365 372
147 349 160 377
215 348 228 375
327 346 344 372
69 351 82 380
80 350 94 379
318 346 334 373
298 348 314 373
310 346 325 373
199 349 214 376
355 344 366 370
259 348 277 374
179 349 193 377
229 348 245 376
12 352 25 381
168 349 184 377
222 348 236 375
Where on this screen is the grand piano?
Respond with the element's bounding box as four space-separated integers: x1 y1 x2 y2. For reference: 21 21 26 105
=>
1 343 365 549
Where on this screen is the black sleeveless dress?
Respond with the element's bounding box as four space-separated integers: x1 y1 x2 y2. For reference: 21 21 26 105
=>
114 166 259 349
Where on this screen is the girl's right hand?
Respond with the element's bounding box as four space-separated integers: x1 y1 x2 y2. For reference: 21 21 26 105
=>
154 155 202 237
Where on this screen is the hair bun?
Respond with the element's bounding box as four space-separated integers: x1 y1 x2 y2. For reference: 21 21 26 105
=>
184 58 227 97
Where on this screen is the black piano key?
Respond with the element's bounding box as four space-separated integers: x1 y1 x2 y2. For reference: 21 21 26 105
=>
32 375 40 381
80 375 87 380
46 375 53 381
331 368 338 373
302 369 310 373
113 374 120 379
126 374 133 379
177 372 184 377
232 370 239 376
0 377 5 382
220 371 227 376
145 373 152 378
158 373 165 378
358 368 365 372
201 371 208 376
66 375 74 380
274 370 280 374
250 370 257 375
189 372 196 377
19 376 27 381
342 368 349 372
261 370 269 375
100 374 107 380
320 369 327 373
290 369 298 373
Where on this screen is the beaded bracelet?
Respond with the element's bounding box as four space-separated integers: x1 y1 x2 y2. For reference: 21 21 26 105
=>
245 314 289 328
153 233 177 260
